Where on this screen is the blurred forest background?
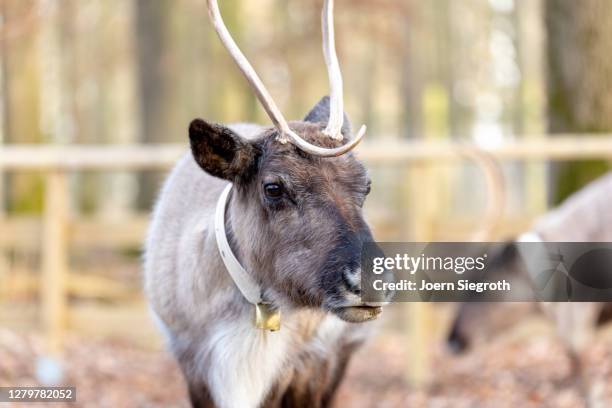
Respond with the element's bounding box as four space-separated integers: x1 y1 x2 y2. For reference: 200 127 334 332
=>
2 0 612 211
2 0 611 219
0 0 548 214
3 0 612 406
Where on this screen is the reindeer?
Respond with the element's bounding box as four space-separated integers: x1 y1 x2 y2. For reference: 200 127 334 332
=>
447 172 612 399
144 1 383 407
449 172 612 352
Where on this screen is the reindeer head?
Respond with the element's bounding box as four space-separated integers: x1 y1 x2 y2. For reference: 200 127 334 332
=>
187 0 381 323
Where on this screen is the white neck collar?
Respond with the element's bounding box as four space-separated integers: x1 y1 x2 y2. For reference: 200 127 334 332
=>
214 184 281 331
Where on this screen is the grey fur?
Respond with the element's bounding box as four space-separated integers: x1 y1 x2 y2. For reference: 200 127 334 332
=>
145 100 380 408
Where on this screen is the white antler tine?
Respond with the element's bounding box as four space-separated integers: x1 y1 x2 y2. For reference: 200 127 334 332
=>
284 124 366 158
322 0 344 141
206 0 291 142
206 0 364 156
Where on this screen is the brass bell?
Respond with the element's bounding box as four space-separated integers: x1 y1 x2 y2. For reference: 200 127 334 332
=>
255 303 281 331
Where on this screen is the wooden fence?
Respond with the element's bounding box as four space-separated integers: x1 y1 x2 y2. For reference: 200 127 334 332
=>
2 136 612 381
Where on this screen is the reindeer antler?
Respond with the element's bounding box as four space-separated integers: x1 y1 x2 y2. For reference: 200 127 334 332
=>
322 0 344 140
206 0 365 157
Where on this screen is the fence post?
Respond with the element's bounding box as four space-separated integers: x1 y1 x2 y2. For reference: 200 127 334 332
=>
0 168 6 297
42 170 69 355
404 163 437 387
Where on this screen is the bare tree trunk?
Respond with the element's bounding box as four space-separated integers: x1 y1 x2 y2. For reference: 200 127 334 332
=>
399 1 421 140
135 0 174 208
546 0 612 202
517 0 547 215
98 0 140 219
0 0 9 281
0 0 7 211
4 0 43 213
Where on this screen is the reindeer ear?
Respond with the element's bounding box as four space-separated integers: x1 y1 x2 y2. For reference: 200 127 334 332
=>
189 119 260 182
303 96 352 136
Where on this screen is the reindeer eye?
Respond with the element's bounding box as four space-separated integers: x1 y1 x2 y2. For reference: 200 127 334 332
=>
264 183 283 199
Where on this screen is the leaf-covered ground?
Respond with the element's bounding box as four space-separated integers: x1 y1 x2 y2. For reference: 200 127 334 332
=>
2 316 612 407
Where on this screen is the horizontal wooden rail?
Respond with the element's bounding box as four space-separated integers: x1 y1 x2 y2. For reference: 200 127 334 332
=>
0 216 149 251
0 144 186 170
1 270 139 301
2 135 612 170
363 136 612 163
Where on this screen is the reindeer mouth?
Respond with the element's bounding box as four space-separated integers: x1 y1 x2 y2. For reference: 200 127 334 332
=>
332 305 382 323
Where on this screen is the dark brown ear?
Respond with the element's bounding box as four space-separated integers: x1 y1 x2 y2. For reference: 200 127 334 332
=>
189 119 260 182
